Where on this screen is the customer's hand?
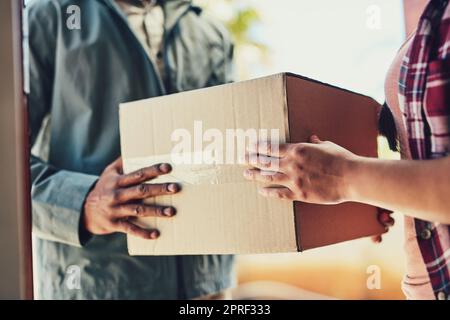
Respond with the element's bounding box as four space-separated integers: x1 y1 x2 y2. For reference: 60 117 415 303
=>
243 135 356 204
371 209 395 243
243 135 394 240
83 157 180 239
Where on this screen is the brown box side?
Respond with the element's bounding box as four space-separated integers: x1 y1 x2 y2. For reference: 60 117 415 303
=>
285 74 385 251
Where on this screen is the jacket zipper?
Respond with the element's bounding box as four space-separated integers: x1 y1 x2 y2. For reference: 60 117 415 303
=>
101 0 167 94
101 0 193 299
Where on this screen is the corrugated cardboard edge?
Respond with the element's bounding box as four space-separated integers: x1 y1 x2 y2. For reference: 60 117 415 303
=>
280 73 301 252
118 104 141 256
285 72 378 101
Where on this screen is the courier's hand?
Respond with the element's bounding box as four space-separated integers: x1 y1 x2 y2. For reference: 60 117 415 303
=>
83 157 180 239
243 135 355 204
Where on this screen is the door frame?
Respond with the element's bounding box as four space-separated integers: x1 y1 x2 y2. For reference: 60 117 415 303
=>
0 0 33 300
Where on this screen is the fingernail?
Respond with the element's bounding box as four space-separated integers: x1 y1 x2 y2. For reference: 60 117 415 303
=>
163 207 176 217
258 188 267 196
310 135 320 143
150 230 160 239
168 183 179 193
159 163 171 173
243 169 251 178
372 236 381 243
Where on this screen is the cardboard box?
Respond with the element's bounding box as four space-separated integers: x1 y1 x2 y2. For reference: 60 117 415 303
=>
119 72 384 255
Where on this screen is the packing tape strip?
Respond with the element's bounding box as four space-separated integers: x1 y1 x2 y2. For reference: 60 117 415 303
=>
123 152 248 185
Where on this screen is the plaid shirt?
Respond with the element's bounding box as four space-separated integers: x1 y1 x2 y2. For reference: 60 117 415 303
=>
399 0 450 299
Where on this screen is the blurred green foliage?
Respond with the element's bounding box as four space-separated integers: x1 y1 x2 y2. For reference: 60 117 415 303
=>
196 0 267 50
225 4 263 48
195 0 269 79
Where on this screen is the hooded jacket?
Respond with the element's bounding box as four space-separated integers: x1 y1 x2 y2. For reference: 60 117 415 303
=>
28 0 235 299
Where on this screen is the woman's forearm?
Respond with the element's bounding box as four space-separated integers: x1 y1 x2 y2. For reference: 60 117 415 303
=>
348 156 450 223
244 138 450 224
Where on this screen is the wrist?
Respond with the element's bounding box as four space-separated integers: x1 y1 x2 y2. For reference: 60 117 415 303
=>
342 155 366 202
79 207 93 245
81 200 90 232
79 185 97 244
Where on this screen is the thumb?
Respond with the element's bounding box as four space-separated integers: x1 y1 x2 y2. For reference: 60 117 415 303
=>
112 157 124 173
309 135 322 144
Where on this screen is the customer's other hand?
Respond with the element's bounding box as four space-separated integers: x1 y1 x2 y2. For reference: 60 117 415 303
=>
371 209 395 243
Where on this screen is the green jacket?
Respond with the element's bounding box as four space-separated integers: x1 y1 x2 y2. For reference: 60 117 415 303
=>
28 0 235 299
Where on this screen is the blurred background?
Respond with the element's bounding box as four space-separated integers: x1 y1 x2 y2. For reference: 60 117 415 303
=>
194 0 427 300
